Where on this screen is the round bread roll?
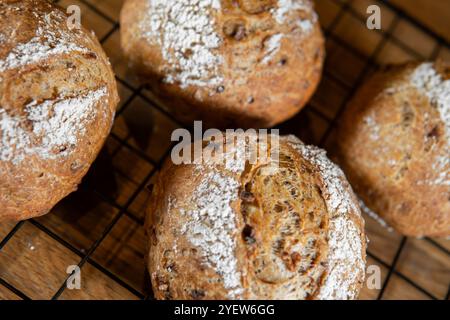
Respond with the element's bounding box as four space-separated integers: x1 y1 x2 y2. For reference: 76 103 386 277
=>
0 0 119 221
121 0 325 128
146 133 366 300
334 62 450 237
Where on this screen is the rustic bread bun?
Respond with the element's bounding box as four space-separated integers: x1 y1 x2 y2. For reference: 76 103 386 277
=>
0 0 119 221
120 0 325 128
334 62 450 237
146 133 366 300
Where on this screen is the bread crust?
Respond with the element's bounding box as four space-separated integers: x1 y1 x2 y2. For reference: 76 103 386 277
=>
334 62 450 237
120 0 325 128
0 0 119 221
146 134 366 300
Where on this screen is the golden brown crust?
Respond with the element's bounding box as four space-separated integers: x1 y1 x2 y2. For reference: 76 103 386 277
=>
146 134 366 300
0 0 119 221
120 0 325 128
334 61 450 237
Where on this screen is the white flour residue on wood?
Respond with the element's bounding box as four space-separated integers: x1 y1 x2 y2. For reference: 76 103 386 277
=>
272 0 316 32
410 63 450 186
181 170 244 299
142 0 223 89
0 87 107 164
287 136 365 300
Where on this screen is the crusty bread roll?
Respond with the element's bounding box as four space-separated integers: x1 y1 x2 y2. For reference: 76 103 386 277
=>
334 62 450 237
120 0 324 128
146 133 366 300
0 0 119 221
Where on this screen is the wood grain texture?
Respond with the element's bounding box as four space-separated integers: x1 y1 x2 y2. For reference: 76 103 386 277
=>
382 275 432 300
102 31 140 88
58 263 139 300
0 0 449 300
315 0 341 29
324 38 367 85
0 220 18 243
111 97 178 163
128 185 153 221
85 0 125 21
362 214 403 265
0 223 80 300
333 11 384 56
0 284 21 300
390 0 450 42
36 191 120 253
396 239 450 299
91 215 147 294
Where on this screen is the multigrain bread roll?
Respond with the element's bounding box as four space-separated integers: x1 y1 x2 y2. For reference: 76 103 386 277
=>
146 133 366 300
0 0 119 221
334 62 450 237
121 0 325 128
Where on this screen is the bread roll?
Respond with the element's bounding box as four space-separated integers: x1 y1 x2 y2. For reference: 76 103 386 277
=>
334 62 450 237
0 0 119 221
146 133 366 300
120 0 325 128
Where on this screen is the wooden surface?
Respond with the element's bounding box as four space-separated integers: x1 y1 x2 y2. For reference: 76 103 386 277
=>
390 0 450 43
0 0 449 300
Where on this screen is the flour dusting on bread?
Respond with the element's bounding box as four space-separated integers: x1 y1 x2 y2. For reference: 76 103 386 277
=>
410 62 449 186
150 134 365 299
187 135 365 299
0 10 88 73
0 0 118 221
139 0 318 88
182 171 243 299
288 139 358 215
262 34 284 65
179 136 250 298
0 2 113 164
272 0 316 31
0 87 107 163
287 136 365 299
141 0 223 89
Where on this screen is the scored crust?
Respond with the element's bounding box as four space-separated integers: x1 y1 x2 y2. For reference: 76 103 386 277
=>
146 134 366 300
121 0 325 128
334 61 450 237
0 0 119 221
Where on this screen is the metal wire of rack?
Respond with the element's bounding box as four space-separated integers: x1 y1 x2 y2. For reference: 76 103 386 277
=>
0 0 449 300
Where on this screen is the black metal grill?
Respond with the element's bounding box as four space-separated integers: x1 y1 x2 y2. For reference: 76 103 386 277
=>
0 0 449 300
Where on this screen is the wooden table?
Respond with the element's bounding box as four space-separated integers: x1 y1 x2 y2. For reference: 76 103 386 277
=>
0 0 449 300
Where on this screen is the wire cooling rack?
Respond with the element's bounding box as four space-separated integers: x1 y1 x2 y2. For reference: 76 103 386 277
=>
0 0 449 300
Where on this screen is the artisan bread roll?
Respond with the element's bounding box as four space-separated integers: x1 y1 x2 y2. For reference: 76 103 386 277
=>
0 0 119 221
334 62 450 237
146 133 366 300
120 0 325 128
